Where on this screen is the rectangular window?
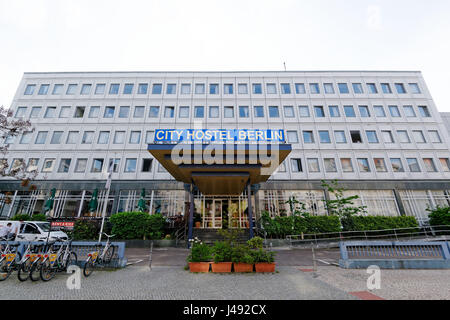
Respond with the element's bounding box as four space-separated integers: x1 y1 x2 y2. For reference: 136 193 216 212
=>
103 106 115 118
152 84 162 94
382 130 394 143
15 107 27 118
428 130 442 143
314 106 325 118
358 105 370 117
109 83 120 94
89 106 100 118
129 131 141 144
357 158 371 172
319 131 331 143
252 83 262 94
287 131 298 144
145 131 155 144
413 130 426 143
164 106 174 118
44 106 56 118
338 83 349 94
381 83 392 94
181 84 191 94
324 158 337 172
367 83 378 94
123 83 134 94
91 159 104 173
350 131 362 143
254 106 264 118
439 158 450 172
194 106 205 118
374 105 386 117
166 83 176 94
30 106 41 118
344 105 356 117
26 158 39 172
266 83 277 94
195 83 205 94
224 84 233 94
328 105 340 117
295 83 306 94
403 105 416 117
280 83 291 94
303 131 314 143
389 105 401 117
138 83 148 94
238 83 248 94
395 83 406 94
309 83 320 94
366 131 379 143
334 131 347 143
58 159 71 173
75 159 87 173
268 106 279 118
423 158 437 172
283 106 294 118
418 106 431 117
38 84 49 95
291 158 303 172
125 159 137 173
407 158 421 172
97 131 110 144
149 106 160 118
66 84 78 95
59 106 71 118
239 106 249 118
24 84 36 95
20 132 32 144
80 84 92 95
340 158 353 172
142 159 153 172
209 84 219 94
397 130 411 143
50 131 63 144
114 131 125 144
352 83 363 94
390 158 404 172
409 83 421 94
74 106 85 118
324 83 335 94
374 158 387 172
119 106 130 118
81 131 94 144
224 106 234 118
109 158 120 173
42 159 55 172
95 84 105 94
298 106 310 117
307 158 320 172
52 84 64 95
179 106 189 118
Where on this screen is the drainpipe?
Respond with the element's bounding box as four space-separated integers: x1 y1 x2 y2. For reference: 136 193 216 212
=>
187 184 194 248
247 182 254 239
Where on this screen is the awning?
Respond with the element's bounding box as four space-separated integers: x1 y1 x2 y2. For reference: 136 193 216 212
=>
148 144 292 195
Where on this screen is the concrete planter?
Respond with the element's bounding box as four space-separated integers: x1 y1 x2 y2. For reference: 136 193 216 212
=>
189 262 211 273
211 262 232 273
233 263 254 273
255 263 276 273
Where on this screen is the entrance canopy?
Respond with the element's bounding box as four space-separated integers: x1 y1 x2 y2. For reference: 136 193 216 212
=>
148 143 292 195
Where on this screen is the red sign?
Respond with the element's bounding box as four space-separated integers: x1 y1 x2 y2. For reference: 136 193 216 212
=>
51 221 75 228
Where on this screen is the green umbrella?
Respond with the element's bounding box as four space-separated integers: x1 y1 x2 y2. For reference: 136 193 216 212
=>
89 189 99 213
137 188 147 212
42 188 56 214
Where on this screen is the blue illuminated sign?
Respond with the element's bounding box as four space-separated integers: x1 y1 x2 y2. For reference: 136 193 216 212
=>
154 129 285 143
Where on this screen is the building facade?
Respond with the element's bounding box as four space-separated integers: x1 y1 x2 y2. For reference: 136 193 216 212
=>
1 71 450 227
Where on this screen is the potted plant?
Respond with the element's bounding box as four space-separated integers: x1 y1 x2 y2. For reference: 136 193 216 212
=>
210 241 233 273
187 238 212 272
194 213 202 228
252 248 276 273
231 245 254 272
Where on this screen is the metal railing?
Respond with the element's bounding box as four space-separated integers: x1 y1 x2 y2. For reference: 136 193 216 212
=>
286 225 450 247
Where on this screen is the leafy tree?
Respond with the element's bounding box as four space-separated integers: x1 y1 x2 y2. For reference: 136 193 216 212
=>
427 206 450 226
321 180 367 220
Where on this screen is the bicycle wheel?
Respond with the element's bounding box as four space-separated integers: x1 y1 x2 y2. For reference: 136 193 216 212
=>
17 258 31 282
103 246 115 264
0 258 12 281
40 259 57 281
64 252 78 271
29 260 42 282
83 257 95 277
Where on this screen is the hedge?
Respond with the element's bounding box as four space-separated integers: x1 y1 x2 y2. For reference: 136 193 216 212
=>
71 219 99 240
428 206 450 226
11 214 48 221
109 212 166 240
341 216 418 232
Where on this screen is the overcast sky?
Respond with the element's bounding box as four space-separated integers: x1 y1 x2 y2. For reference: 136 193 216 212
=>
1 0 449 111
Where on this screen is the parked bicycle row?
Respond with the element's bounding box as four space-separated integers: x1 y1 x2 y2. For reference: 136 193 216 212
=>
0 233 116 281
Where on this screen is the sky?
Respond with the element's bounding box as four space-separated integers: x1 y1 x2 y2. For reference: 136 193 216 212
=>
0 0 450 111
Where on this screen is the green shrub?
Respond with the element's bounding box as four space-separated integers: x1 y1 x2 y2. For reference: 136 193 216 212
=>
428 206 450 226
231 245 254 264
109 212 166 240
30 214 47 221
247 236 264 249
341 216 418 232
11 214 31 221
212 241 233 263
72 219 98 240
294 216 341 234
251 248 275 263
187 239 212 262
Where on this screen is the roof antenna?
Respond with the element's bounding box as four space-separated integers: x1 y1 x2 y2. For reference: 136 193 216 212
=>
283 62 287 71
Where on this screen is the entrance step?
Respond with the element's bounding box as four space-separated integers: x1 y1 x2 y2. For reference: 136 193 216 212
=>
192 229 250 245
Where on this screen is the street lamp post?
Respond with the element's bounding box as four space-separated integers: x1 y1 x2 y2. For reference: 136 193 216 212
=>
98 163 112 243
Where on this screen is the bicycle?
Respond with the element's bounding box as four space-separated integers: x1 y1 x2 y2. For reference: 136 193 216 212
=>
83 233 115 277
39 237 77 281
29 240 55 282
17 236 44 282
0 236 22 281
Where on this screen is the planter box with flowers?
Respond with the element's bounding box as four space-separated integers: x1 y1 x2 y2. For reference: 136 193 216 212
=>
187 238 212 272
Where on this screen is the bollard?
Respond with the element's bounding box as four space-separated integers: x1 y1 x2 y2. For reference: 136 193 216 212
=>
149 240 153 270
